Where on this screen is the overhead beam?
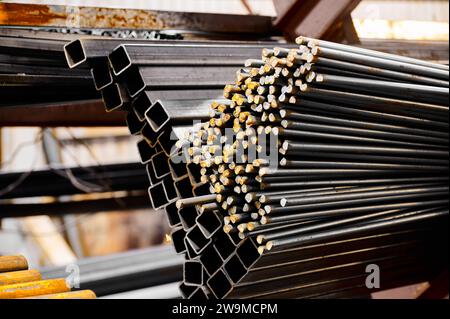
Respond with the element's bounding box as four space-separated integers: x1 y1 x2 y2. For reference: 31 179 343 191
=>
0 3 276 36
323 13 361 44
273 0 361 42
272 0 296 16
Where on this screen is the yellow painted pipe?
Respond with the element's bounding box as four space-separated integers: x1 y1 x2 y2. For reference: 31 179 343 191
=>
0 255 28 273
0 278 70 299
0 269 42 286
22 290 97 299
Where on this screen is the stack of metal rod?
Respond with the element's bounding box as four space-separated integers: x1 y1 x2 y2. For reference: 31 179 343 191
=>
0 255 96 299
176 36 449 299
66 36 449 299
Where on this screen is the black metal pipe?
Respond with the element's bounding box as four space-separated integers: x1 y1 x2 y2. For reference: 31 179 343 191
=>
297 86 449 123
258 176 448 190
213 231 237 261
258 167 422 177
170 227 187 254
151 151 172 179
165 201 182 228
280 109 448 145
281 141 448 158
280 158 447 171
258 207 441 243
186 225 212 255
0 192 150 218
145 99 214 134
126 112 145 136
263 198 448 226
178 206 199 231
101 83 130 112
311 73 449 106
298 36 449 71
262 191 447 224
120 65 238 98
261 183 442 204
228 252 432 298
133 89 224 119
267 210 448 251
280 150 449 166
162 176 179 203
91 57 114 91
199 246 223 276
184 260 205 286
136 139 159 164
308 57 449 87
310 45 449 80
284 96 448 132
279 185 448 208
108 43 275 75
279 120 448 147
174 176 194 198
196 210 223 239
236 241 423 287
148 181 169 209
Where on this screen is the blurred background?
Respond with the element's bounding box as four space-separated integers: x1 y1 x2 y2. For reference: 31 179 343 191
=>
0 0 448 298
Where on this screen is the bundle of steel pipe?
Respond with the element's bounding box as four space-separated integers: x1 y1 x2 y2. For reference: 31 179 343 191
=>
66 36 448 299
175 37 448 299
0 255 96 299
64 37 296 213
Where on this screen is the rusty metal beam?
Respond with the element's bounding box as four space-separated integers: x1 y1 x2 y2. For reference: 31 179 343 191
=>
0 3 276 36
0 99 126 127
342 14 360 44
272 0 296 16
273 0 361 42
324 14 361 44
